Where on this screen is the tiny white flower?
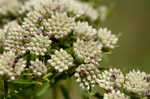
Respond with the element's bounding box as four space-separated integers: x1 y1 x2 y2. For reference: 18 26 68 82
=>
97 28 118 49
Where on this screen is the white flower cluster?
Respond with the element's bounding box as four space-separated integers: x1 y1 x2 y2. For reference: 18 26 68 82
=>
104 90 129 99
98 28 118 49
74 22 97 40
74 64 100 90
95 69 149 98
21 0 98 21
0 0 21 15
0 52 26 80
48 49 74 72
4 22 27 54
22 10 44 35
61 0 99 20
97 68 124 91
43 12 75 39
73 39 102 65
26 34 51 55
30 59 47 76
0 0 149 98
3 20 51 55
74 67 149 98
124 70 149 95
0 0 114 81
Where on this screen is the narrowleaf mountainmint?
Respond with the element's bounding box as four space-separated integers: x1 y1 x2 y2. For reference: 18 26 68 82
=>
0 0 148 98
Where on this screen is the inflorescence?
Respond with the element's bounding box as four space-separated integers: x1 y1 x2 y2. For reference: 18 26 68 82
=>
0 0 149 98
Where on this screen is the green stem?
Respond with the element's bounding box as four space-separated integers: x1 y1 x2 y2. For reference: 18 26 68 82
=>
4 80 8 99
52 83 59 99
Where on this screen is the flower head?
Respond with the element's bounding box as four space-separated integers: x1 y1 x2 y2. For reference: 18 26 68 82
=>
97 68 124 91
4 22 27 54
30 59 47 76
22 10 44 35
0 52 26 80
74 64 100 90
48 49 74 72
21 0 98 21
98 28 118 49
74 21 97 40
43 12 75 39
124 70 149 95
73 39 102 65
26 34 51 56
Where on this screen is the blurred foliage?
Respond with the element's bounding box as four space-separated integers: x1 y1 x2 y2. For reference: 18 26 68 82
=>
101 0 150 73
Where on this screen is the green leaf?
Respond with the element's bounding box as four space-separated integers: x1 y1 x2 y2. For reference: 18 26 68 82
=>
9 80 42 85
42 73 53 81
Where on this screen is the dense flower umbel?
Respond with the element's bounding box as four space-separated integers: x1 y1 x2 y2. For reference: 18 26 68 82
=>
61 0 99 20
4 22 27 54
104 90 129 99
26 34 51 56
30 59 47 76
97 68 124 91
21 0 98 21
124 70 149 95
97 28 118 49
74 64 101 90
48 49 74 72
43 12 75 39
0 52 26 80
73 39 102 65
22 10 44 35
0 0 149 98
74 22 97 40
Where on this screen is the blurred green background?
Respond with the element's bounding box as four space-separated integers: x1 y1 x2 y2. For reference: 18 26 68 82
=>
102 0 150 73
